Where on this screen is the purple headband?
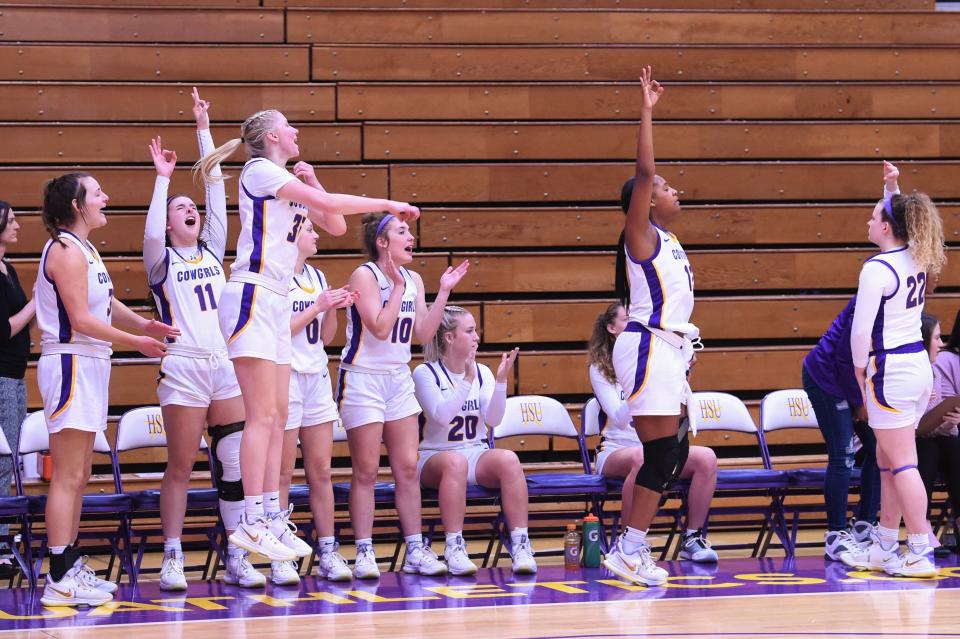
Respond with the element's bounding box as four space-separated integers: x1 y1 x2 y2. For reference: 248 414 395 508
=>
882 195 905 237
376 213 395 236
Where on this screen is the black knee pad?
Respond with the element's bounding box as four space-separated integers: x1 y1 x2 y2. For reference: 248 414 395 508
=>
635 430 690 493
208 421 244 502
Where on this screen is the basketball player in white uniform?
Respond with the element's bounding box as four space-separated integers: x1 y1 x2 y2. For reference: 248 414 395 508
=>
413 306 535 575
194 109 419 563
338 213 469 578
36 173 175 607
145 89 268 590
601 68 700 586
274 223 355 586
588 302 718 563
840 162 948 578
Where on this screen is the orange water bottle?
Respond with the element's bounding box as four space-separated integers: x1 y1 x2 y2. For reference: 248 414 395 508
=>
564 523 582 568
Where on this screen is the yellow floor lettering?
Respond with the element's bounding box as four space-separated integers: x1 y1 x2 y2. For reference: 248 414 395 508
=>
88 601 190 617
151 597 235 611
507 581 589 594
347 590 441 603
734 573 826 586
0 606 78 620
425 585 527 599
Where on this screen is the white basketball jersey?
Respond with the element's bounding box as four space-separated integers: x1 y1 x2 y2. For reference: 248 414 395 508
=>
232 158 304 284
289 264 330 374
418 361 488 450
863 246 925 352
36 231 113 349
589 364 641 450
150 246 226 348
626 225 694 332
340 263 417 372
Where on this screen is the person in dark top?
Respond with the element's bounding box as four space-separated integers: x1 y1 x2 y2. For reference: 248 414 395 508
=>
802 296 881 561
0 200 35 576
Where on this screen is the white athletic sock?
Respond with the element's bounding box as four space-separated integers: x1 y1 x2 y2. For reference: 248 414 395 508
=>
164 537 182 555
405 534 424 551
510 527 529 547
50 545 67 555
445 531 462 547
319 536 337 554
621 527 648 555
356 538 373 551
244 495 264 520
685 528 700 537
907 532 930 554
877 525 899 550
264 491 281 515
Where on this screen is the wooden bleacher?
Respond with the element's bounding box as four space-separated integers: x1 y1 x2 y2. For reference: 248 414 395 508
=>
2 1 958 474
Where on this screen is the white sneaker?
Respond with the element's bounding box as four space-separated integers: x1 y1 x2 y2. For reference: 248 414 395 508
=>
317 547 352 582
444 537 478 576
852 520 874 545
270 560 301 586
602 542 668 586
825 529 865 561
229 515 296 561
224 551 267 588
680 530 718 563
72 556 118 594
884 547 938 578
269 506 313 558
510 535 538 574
353 545 380 580
159 550 188 591
839 530 899 572
41 566 113 607
403 545 447 576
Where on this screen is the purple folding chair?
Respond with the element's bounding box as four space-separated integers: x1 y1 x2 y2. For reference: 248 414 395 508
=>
686 391 793 557
0 426 34 588
112 406 224 583
489 395 608 564
17 411 135 584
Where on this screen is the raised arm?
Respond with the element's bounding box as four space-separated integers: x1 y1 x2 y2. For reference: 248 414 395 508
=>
883 160 901 198
193 88 228 261
411 261 469 344
145 137 176 282
277 173 420 238
480 352 515 428
623 66 665 262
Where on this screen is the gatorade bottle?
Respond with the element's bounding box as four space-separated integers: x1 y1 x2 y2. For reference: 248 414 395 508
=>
564 523 582 568
582 513 601 568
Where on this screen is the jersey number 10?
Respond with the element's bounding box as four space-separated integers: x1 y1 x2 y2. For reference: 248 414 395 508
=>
391 317 413 344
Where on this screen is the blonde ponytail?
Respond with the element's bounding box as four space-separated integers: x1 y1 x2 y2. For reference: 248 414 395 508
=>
192 109 283 185
423 306 470 362
902 193 947 275
193 138 242 185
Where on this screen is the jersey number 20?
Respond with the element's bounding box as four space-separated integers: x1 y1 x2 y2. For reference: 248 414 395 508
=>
448 415 479 442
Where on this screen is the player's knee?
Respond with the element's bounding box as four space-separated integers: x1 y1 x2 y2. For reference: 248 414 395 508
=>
210 422 244 502
634 433 689 493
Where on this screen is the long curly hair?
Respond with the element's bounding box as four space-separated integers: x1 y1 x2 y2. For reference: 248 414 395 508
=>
587 302 623 385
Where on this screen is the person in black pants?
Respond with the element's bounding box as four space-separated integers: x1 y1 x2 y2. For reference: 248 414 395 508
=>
918 311 960 555
0 201 35 577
